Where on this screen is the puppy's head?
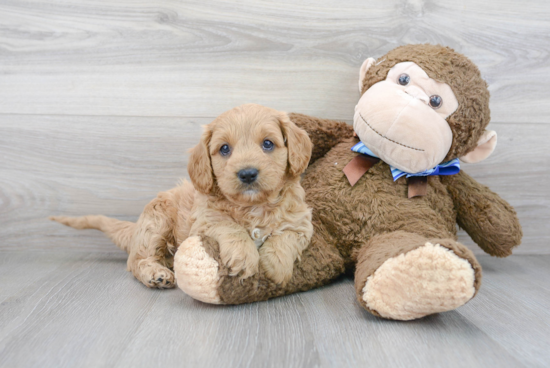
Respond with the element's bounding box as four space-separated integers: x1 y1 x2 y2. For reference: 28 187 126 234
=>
188 104 312 205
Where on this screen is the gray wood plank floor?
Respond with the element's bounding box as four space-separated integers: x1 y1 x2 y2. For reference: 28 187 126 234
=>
1 0 550 367
0 251 549 368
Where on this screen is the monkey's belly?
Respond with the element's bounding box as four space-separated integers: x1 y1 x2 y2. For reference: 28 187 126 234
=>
303 142 457 262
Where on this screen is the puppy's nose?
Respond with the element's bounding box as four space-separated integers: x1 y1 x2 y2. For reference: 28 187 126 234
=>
238 168 259 184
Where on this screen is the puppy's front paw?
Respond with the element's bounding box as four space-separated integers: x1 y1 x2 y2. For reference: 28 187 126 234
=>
259 245 295 285
219 239 260 280
135 258 176 289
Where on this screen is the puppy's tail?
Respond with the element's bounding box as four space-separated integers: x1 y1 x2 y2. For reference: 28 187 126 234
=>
49 215 135 254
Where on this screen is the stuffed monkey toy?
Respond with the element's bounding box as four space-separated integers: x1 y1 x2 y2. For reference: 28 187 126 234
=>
174 44 522 320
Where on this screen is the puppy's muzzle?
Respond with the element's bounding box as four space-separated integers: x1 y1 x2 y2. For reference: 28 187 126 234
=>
238 168 259 184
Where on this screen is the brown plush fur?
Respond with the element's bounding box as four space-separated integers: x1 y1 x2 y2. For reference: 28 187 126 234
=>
442 173 523 257
179 45 522 320
290 113 356 163
51 104 314 287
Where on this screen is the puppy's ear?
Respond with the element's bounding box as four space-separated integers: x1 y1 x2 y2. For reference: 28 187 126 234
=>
188 126 214 194
279 112 313 176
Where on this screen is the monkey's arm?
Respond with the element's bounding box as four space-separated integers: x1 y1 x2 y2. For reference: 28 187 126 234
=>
289 113 354 164
443 171 522 257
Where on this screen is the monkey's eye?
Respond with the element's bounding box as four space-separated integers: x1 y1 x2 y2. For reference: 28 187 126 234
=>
429 95 443 109
262 139 274 151
219 144 231 156
398 73 410 86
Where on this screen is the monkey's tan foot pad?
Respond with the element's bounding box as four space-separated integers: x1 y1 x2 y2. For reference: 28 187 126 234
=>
174 236 224 304
362 242 476 320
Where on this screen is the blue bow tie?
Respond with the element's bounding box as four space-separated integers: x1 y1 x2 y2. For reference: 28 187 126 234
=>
351 142 460 181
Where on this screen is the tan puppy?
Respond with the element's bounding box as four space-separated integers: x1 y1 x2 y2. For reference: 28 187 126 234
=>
50 104 313 288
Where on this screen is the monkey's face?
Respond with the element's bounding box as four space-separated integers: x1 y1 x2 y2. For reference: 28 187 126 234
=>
354 62 459 173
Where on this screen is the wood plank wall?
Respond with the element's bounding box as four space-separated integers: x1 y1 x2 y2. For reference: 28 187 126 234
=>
1 0 548 254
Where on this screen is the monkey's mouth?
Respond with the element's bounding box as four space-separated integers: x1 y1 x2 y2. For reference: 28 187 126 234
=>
358 112 424 152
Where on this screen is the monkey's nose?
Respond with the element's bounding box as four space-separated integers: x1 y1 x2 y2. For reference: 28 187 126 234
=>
404 86 429 104
238 168 259 184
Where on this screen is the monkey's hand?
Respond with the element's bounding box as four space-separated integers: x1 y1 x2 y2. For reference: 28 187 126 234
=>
288 113 354 165
443 171 522 257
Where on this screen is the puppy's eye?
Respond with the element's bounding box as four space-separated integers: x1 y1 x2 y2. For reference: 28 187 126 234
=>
219 144 231 156
262 139 274 151
429 95 443 109
398 73 410 86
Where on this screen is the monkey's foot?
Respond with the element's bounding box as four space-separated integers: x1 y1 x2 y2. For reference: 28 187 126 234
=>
174 236 223 304
362 242 476 320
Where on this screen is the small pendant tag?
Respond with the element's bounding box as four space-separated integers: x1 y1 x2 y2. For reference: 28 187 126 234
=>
251 228 269 248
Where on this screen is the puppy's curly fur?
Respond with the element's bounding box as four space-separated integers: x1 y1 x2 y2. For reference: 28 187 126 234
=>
51 104 313 288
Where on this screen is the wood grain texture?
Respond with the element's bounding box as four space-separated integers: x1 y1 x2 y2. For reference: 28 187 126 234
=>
1 114 548 254
2 251 549 368
458 256 550 367
1 0 550 122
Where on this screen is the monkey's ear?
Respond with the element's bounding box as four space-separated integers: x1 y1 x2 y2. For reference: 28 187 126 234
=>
460 130 497 163
279 112 312 176
358 57 376 92
188 126 214 194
